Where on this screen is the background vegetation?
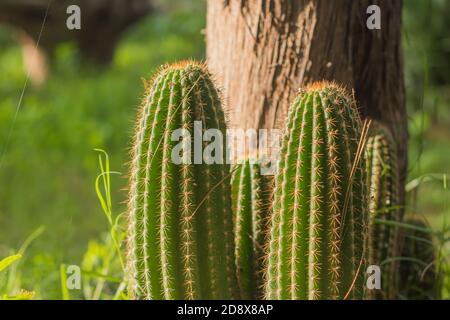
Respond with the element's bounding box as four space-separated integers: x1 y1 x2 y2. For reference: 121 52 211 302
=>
0 0 448 299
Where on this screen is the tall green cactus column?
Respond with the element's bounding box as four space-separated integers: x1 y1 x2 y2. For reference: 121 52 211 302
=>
127 61 239 300
365 122 401 299
266 82 367 300
231 159 273 299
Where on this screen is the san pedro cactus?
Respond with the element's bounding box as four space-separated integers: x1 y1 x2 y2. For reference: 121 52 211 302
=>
266 81 367 300
399 218 441 300
231 159 273 299
365 122 401 299
126 61 239 300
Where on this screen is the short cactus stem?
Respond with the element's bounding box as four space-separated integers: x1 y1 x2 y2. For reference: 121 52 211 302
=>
266 81 368 300
365 121 401 299
127 61 239 300
231 158 273 299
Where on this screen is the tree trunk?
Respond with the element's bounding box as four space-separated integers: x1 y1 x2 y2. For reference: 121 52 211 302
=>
206 0 407 209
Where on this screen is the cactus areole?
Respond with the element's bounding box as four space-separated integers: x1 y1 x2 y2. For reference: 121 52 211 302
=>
266 82 367 300
127 61 239 300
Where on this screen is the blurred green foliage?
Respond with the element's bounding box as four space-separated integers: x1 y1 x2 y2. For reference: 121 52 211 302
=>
0 0 448 299
403 0 450 299
403 0 450 234
0 5 205 299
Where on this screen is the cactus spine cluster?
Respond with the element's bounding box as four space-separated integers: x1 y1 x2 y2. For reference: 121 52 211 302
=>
231 159 273 299
365 122 401 299
265 82 367 300
127 61 239 300
399 218 440 300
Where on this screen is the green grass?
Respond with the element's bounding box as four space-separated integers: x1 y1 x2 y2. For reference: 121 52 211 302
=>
0 9 205 299
402 0 450 298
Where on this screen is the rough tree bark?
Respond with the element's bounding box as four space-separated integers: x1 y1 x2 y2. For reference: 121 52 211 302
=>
206 0 407 209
